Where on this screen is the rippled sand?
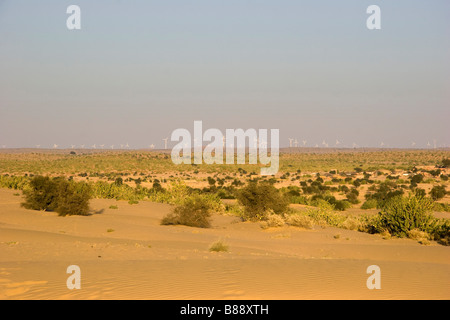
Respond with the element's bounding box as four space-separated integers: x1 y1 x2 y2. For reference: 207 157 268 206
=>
0 189 449 300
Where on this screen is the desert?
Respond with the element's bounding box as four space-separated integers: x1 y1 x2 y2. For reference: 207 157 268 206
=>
0 149 449 300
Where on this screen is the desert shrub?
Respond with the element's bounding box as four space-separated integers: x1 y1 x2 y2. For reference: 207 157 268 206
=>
22 176 91 216
260 213 285 229
215 187 236 199
346 188 360 204
407 229 430 241
161 194 214 228
433 202 450 212
207 176 216 187
364 181 404 208
413 188 426 198
150 180 224 212
209 240 229 252
441 158 450 168
429 185 447 201
372 195 437 238
334 200 352 211
428 169 441 177
92 180 139 201
21 176 60 211
432 220 450 245
361 199 378 209
358 214 383 234
114 177 123 186
341 216 363 231
285 213 314 229
410 174 424 184
304 202 346 227
55 179 91 216
0 175 30 190
224 203 245 217
236 181 289 221
289 195 309 205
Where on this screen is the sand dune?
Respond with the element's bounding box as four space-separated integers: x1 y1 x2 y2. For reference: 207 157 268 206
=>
0 188 449 300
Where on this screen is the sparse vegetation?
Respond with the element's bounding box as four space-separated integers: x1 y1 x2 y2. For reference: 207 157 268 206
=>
0 149 448 245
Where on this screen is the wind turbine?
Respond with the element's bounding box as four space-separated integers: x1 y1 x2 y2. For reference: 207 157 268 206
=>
335 139 341 146
163 138 168 150
149 144 155 149
302 139 307 146
53 144 58 149
288 138 294 148
322 140 328 148
125 143 130 149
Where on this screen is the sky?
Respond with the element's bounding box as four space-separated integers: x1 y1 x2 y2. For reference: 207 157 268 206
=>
0 0 449 149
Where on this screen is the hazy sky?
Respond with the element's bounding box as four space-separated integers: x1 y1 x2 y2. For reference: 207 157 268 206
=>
0 0 449 149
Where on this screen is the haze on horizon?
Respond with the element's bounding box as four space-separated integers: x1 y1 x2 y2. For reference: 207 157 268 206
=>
0 0 449 149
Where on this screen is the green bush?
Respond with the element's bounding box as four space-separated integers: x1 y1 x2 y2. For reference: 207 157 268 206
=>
364 181 404 208
21 176 59 211
346 188 360 204
0 175 29 190
410 174 424 184
432 219 450 246
361 199 378 209
303 201 346 227
372 195 437 238
334 200 352 211
161 194 214 228
236 181 289 221
429 185 446 201
21 176 91 216
55 179 91 216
